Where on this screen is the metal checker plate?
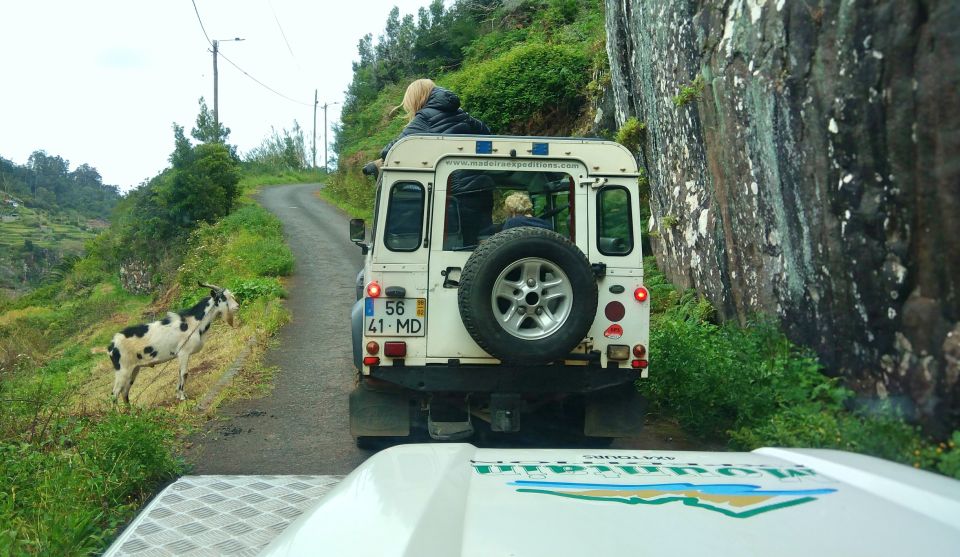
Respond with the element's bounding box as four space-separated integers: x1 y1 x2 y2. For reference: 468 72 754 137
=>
104 475 342 557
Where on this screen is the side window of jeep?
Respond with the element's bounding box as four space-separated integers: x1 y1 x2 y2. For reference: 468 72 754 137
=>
442 169 575 251
384 181 425 251
597 186 633 256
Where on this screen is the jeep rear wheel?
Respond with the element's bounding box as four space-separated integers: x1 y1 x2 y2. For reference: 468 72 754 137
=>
458 227 598 364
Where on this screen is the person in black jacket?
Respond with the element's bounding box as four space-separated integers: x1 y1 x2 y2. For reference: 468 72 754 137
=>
369 79 494 247
377 78 491 160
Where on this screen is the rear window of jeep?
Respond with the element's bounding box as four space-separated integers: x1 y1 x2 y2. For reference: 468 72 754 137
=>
384 181 425 251
442 170 575 251
597 186 633 256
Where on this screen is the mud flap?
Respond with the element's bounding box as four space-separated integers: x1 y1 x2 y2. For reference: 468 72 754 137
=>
349 384 410 437
584 387 647 437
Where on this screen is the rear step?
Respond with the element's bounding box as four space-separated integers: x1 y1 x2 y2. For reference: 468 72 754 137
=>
428 400 474 440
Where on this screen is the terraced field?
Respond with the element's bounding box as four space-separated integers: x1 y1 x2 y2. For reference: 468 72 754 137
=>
0 207 96 250
0 204 101 290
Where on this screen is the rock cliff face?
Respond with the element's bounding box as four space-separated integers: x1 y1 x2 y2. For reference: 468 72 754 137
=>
605 0 959 431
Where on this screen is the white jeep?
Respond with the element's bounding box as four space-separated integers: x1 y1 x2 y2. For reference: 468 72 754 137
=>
348 134 650 444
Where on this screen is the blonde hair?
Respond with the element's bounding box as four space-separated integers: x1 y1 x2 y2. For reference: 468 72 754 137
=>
504 192 533 216
401 79 436 121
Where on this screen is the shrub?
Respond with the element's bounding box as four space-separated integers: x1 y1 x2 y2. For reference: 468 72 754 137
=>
938 432 960 478
229 277 286 304
640 257 960 479
176 204 293 307
673 74 706 108
447 43 590 133
615 117 646 154
729 405 960 478
322 169 377 219
168 141 242 224
639 298 843 439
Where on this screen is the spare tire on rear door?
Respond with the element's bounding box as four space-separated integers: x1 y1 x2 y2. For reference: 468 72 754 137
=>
458 227 598 364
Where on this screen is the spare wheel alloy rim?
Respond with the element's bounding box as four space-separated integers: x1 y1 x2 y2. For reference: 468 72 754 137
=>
490 257 574 340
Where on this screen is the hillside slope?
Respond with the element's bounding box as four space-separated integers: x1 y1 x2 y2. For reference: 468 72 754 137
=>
325 0 608 215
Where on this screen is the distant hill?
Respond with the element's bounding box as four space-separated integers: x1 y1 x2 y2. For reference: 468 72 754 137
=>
0 152 120 293
0 151 120 220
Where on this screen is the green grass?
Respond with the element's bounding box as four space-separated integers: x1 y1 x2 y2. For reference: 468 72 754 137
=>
0 175 296 554
0 411 183 555
238 167 325 193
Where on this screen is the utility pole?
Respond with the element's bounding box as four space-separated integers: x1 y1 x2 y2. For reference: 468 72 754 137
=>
212 40 219 136
312 90 318 168
321 101 339 172
210 38 244 141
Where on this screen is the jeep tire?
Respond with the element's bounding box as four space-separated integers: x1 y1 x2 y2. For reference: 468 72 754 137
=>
458 227 598 364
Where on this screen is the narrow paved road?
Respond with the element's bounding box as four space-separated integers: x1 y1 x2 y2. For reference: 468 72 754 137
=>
191 183 706 474
192 183 366 475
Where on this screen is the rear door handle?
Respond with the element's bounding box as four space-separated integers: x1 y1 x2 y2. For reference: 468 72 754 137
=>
442 267 461 288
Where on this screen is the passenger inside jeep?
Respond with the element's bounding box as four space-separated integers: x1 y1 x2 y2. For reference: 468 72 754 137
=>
501 192 551 231
443 170 574 251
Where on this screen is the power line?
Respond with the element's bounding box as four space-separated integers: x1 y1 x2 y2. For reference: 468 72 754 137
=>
267 0 301 71
189 0 312 107
190 0 212 45
217 51 313 107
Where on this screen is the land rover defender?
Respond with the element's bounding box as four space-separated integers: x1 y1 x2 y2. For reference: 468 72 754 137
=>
348 135 650 444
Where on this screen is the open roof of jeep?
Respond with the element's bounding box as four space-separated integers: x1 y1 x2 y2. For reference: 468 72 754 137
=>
382 134 640 176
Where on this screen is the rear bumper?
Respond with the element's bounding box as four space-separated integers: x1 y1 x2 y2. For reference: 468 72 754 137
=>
369 364 638 394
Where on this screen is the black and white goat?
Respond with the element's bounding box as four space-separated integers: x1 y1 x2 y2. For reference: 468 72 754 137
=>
105 282 239 404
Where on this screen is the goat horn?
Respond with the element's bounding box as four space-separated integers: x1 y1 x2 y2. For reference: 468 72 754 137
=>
198 281 223 291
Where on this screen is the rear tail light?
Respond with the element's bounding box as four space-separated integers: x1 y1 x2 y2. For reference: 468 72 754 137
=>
366 341 379 355
604 301 626 321
631 359 648 369
384 341 407 357
634 286 649 303
363 356 380 366
633 344 646 358
607 344 630 360
366 281 382 298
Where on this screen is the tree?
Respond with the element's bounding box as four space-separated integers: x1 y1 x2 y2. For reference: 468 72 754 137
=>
191 97 231 144
167 141 240 225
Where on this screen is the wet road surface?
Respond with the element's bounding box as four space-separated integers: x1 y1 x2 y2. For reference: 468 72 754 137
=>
192 183 366 474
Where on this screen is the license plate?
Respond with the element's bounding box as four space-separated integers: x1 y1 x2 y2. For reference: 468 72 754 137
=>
364 298 425 336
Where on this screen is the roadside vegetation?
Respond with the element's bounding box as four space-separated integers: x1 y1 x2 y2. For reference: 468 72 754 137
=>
322 0 606 218
0 104 316 554
326 0 960 479
641 258 960 478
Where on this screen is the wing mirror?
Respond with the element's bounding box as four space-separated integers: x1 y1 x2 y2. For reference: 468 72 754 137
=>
349 218 369 255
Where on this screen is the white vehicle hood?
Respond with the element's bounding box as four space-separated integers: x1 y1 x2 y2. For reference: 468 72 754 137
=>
260 443 960 556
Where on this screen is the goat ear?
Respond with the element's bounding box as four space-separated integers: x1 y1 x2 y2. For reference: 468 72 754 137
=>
210 289 219 299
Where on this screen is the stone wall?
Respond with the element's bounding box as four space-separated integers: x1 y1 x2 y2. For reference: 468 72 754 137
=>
119 260 154 295
605 0 959 431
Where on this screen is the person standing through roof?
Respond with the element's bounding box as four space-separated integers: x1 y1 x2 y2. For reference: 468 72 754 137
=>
365 79 494 247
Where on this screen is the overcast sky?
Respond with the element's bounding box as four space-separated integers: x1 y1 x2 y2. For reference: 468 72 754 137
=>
0 0 432 191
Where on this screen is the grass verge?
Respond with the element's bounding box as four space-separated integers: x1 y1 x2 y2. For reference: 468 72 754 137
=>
0 177 297 555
